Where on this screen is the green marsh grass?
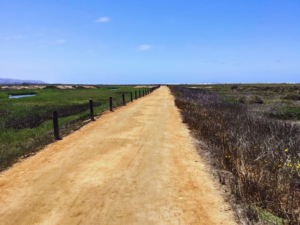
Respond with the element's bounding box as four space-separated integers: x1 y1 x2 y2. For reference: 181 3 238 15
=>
0 86 148 171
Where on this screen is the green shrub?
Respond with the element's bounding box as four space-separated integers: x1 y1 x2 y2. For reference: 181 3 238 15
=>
267 107 300 120
44 85 58 89
223 98 237 103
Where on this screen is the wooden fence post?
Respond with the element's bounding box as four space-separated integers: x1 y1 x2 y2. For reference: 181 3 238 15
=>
135 91 137 100
122 94 126 106
131 92 133 102
139 90 141 98
89 100 95 121
53 111 60 140
110 97 113 112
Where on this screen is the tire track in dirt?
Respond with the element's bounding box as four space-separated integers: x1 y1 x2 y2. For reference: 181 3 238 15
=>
0 86 236 225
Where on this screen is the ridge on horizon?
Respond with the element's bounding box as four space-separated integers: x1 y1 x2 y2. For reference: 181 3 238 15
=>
0 78 46 85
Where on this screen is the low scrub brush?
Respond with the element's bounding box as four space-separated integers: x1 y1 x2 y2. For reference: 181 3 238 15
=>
171 86 300 224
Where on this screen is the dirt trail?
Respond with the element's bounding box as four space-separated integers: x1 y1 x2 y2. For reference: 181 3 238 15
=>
0 87 236 225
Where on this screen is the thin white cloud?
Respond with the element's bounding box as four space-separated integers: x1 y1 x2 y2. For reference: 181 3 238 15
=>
37 39 66 46
138 45 152 51
95 17 111 23
37 40 47 44
6 35 26 40
55 39 66 44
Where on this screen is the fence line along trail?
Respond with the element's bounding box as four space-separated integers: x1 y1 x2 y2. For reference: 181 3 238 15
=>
0 87 236 225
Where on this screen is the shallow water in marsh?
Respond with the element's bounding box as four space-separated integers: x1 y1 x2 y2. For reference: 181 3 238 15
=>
9 94 36 99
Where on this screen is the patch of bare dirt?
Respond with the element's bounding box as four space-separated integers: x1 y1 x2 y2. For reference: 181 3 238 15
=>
56 85 74 89
82 85 96 89
0 85 46 90
134 85 155 88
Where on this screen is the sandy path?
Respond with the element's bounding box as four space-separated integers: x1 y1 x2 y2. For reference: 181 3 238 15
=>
0 87 236 225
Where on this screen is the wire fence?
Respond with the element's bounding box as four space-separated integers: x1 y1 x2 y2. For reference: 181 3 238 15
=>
0 86 160 171
1 100 105 130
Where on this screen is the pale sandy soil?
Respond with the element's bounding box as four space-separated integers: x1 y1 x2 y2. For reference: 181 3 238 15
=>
57 85 74 89
82 85 96 89
1 85 46 90
0 85 96 90
189 86 212 89
134 85 155 88
0 87 236 225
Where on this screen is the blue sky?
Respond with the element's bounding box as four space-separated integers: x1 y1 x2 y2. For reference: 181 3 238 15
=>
0 0 300 84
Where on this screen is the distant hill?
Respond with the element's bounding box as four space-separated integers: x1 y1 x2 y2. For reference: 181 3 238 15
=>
0 78 46 85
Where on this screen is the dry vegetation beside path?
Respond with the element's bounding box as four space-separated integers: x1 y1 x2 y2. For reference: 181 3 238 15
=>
184 84 300 121
170 86 300 225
